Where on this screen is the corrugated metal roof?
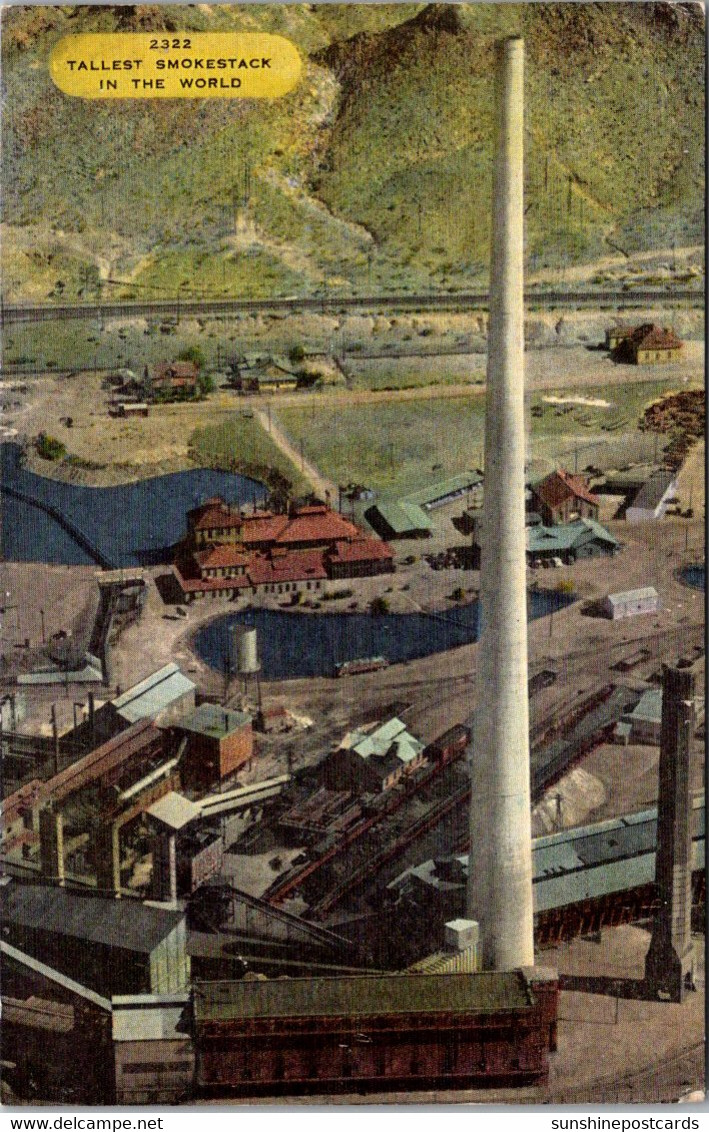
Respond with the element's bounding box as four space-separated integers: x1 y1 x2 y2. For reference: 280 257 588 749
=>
625 688 663 725
1 940 111 1012
606 587 659 605
390 798 705 915
343 718 424 765
407 949 479 975
527 518 618 554
193 971 531 1022
404 473 483 508
147 791 200 831
374 500 433 534
112 663 195 723
0 881 185 955
178 702 251 738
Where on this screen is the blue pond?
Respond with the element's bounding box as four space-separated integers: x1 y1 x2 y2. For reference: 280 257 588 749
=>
681 564 706 591
194 591 575 681
0 443 266 567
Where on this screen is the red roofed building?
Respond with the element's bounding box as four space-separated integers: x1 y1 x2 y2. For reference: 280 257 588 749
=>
151 361 199 398
530 469 600 526
238 514 291 548
194 545 251 579
188 499 244 547
328 538 395 578
606 323 683 365
627 325 683 365
175 498 394 599
275 505 363 549
247 548 328 589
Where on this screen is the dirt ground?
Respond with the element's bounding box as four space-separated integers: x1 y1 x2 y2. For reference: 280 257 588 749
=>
544 926 705 1104
8 339 704 490
0 561 98 649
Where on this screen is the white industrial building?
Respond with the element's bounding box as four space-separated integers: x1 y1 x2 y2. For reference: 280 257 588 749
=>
601 587 660 620
614 689 663 746
626 469 677 523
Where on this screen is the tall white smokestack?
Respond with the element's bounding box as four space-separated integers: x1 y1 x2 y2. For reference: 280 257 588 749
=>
466 37 535 970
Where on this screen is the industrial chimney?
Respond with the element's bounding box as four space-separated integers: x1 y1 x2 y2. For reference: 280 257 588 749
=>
466 37 535 970
644 664 697 1001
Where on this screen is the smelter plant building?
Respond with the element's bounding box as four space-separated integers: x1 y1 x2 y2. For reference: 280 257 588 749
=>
193 969 558 1096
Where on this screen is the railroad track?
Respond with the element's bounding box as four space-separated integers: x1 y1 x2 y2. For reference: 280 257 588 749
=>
309 784 469 919
2 286 703 325
547 1040 705 1105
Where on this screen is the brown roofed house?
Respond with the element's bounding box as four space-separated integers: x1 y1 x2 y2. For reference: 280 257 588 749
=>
627 325 683 365
151 360 199 399
531 468 600 526
607 323 683 365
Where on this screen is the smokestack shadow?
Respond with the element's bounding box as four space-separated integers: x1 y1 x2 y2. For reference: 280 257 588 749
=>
559 972 674 1001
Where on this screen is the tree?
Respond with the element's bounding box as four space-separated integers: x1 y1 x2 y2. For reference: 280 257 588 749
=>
197 371 215 397
177 344 205 369
370 596 390 616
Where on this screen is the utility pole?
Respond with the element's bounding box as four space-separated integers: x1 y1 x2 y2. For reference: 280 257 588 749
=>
51 704 59 775
73 701 84 733
243 160 251 209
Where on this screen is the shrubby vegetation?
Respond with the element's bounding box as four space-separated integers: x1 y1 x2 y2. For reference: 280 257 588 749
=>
35 433 66 461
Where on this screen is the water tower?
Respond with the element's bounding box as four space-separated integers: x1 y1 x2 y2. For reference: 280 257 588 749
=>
231 625 262 710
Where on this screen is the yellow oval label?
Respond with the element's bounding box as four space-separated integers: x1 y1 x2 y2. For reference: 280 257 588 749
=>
49 32 302 99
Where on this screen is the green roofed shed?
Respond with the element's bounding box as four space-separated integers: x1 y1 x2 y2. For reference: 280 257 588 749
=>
373 500 434 537
194 971 532 1023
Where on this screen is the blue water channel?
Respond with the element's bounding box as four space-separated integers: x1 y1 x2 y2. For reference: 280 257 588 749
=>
0 443 266 567
680 564 706 591
194 591 575 681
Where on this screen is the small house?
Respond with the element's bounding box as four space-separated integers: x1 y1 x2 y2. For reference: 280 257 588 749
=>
530 469 600 526
150 361 199 399
524 518 619 564
230 354 299 393
608 324 683 365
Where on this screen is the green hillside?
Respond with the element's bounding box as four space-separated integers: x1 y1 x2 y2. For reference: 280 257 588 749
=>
1 2 704 302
